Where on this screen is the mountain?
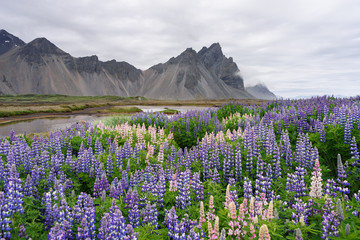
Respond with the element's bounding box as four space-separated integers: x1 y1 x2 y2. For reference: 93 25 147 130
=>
142 45 253 99
0 37 143 95
246 83 277 100
0 30 267 99
0 29 25 55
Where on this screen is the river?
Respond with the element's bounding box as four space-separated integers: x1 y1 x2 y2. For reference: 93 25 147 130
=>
0 106 211 137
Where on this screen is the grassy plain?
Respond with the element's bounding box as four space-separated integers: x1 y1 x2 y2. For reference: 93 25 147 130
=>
0 94 268 121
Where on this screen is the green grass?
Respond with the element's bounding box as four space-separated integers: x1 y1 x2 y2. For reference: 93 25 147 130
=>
0 110 37 117
160 109 181 114
102 115 133 127
104 106 142 113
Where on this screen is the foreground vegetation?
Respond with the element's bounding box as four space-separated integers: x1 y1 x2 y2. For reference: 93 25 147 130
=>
0 96 360 239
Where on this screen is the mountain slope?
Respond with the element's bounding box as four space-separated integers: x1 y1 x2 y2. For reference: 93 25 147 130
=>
142 47 253 100
0 37 144 96
246 83 276 100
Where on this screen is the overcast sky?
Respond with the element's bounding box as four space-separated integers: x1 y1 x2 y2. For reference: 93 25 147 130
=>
1 0 360 98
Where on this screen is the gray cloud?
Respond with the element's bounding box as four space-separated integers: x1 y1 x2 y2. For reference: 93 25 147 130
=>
1 0 360 98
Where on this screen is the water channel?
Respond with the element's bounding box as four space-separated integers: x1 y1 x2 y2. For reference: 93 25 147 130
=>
0 106 211 137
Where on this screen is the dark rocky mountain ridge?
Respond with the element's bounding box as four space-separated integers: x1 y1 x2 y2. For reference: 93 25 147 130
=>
0 30 275 99
0 29 25 55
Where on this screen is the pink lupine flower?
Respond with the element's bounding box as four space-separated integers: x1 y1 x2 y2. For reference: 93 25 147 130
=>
214 216 219 238
199 201 206 224
157 143 164 163
169 174 177 191
207 195 216 222
249 223 256 240
309 159 323 198
268 201 274 221
259 224 271 240
249 197 255 221
224 185 232 210
238 203 245 221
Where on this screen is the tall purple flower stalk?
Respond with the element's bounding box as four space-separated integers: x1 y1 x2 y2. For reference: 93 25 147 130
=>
321 196 341 239
336 154 350 196
0 191 12 240
175 170 191 209
5 164 24 215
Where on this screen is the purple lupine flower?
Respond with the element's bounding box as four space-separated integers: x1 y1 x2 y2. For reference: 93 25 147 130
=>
122 170 129 191
98 213 110 240
5 164 24 215
124 188 139 209
124 224 139 240
243 177 253 199
344 119 352 144
350 136 360 168
0 157 5 184
336 154 350 197
48 222 66 240
0 191 12 240
165 207 199 240
94 137 103 156
100 173 110 192
154 174 166 207
324 179 337 198
116 147 124 170
109 177 121 199
73 192 94 224
141 201 159 229
77 217 91 239
83 205 96 239
18 224 28 239
191 172 204 201
41 191 55 230
23 175 33 197
175 170 191 209
87 135 92 148
108 205 127 239
40 150 50 170
272 145 282 180
291 198 311 225
286 167 307 198
246 146 254 177
321 196 341 239
106 151 113 177
93 177 102 198
222 149 231 183
128 203 140 228
211 168 221 184
234 142 242 182
23 147 33 174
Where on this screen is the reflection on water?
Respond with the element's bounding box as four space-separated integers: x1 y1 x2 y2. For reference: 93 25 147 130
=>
0 115 108 137
0 106 212 137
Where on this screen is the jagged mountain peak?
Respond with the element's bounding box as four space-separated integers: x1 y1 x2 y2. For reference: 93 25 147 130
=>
197 42 224 67
0 29 26 55
172 47 198 65
17 37 69 64
23 37 67 55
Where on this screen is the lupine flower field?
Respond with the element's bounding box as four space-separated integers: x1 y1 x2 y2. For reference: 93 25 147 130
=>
1 96 360 240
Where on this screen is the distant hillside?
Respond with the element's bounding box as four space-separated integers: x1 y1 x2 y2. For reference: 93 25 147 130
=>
246 83 276 100
0 30 275 100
